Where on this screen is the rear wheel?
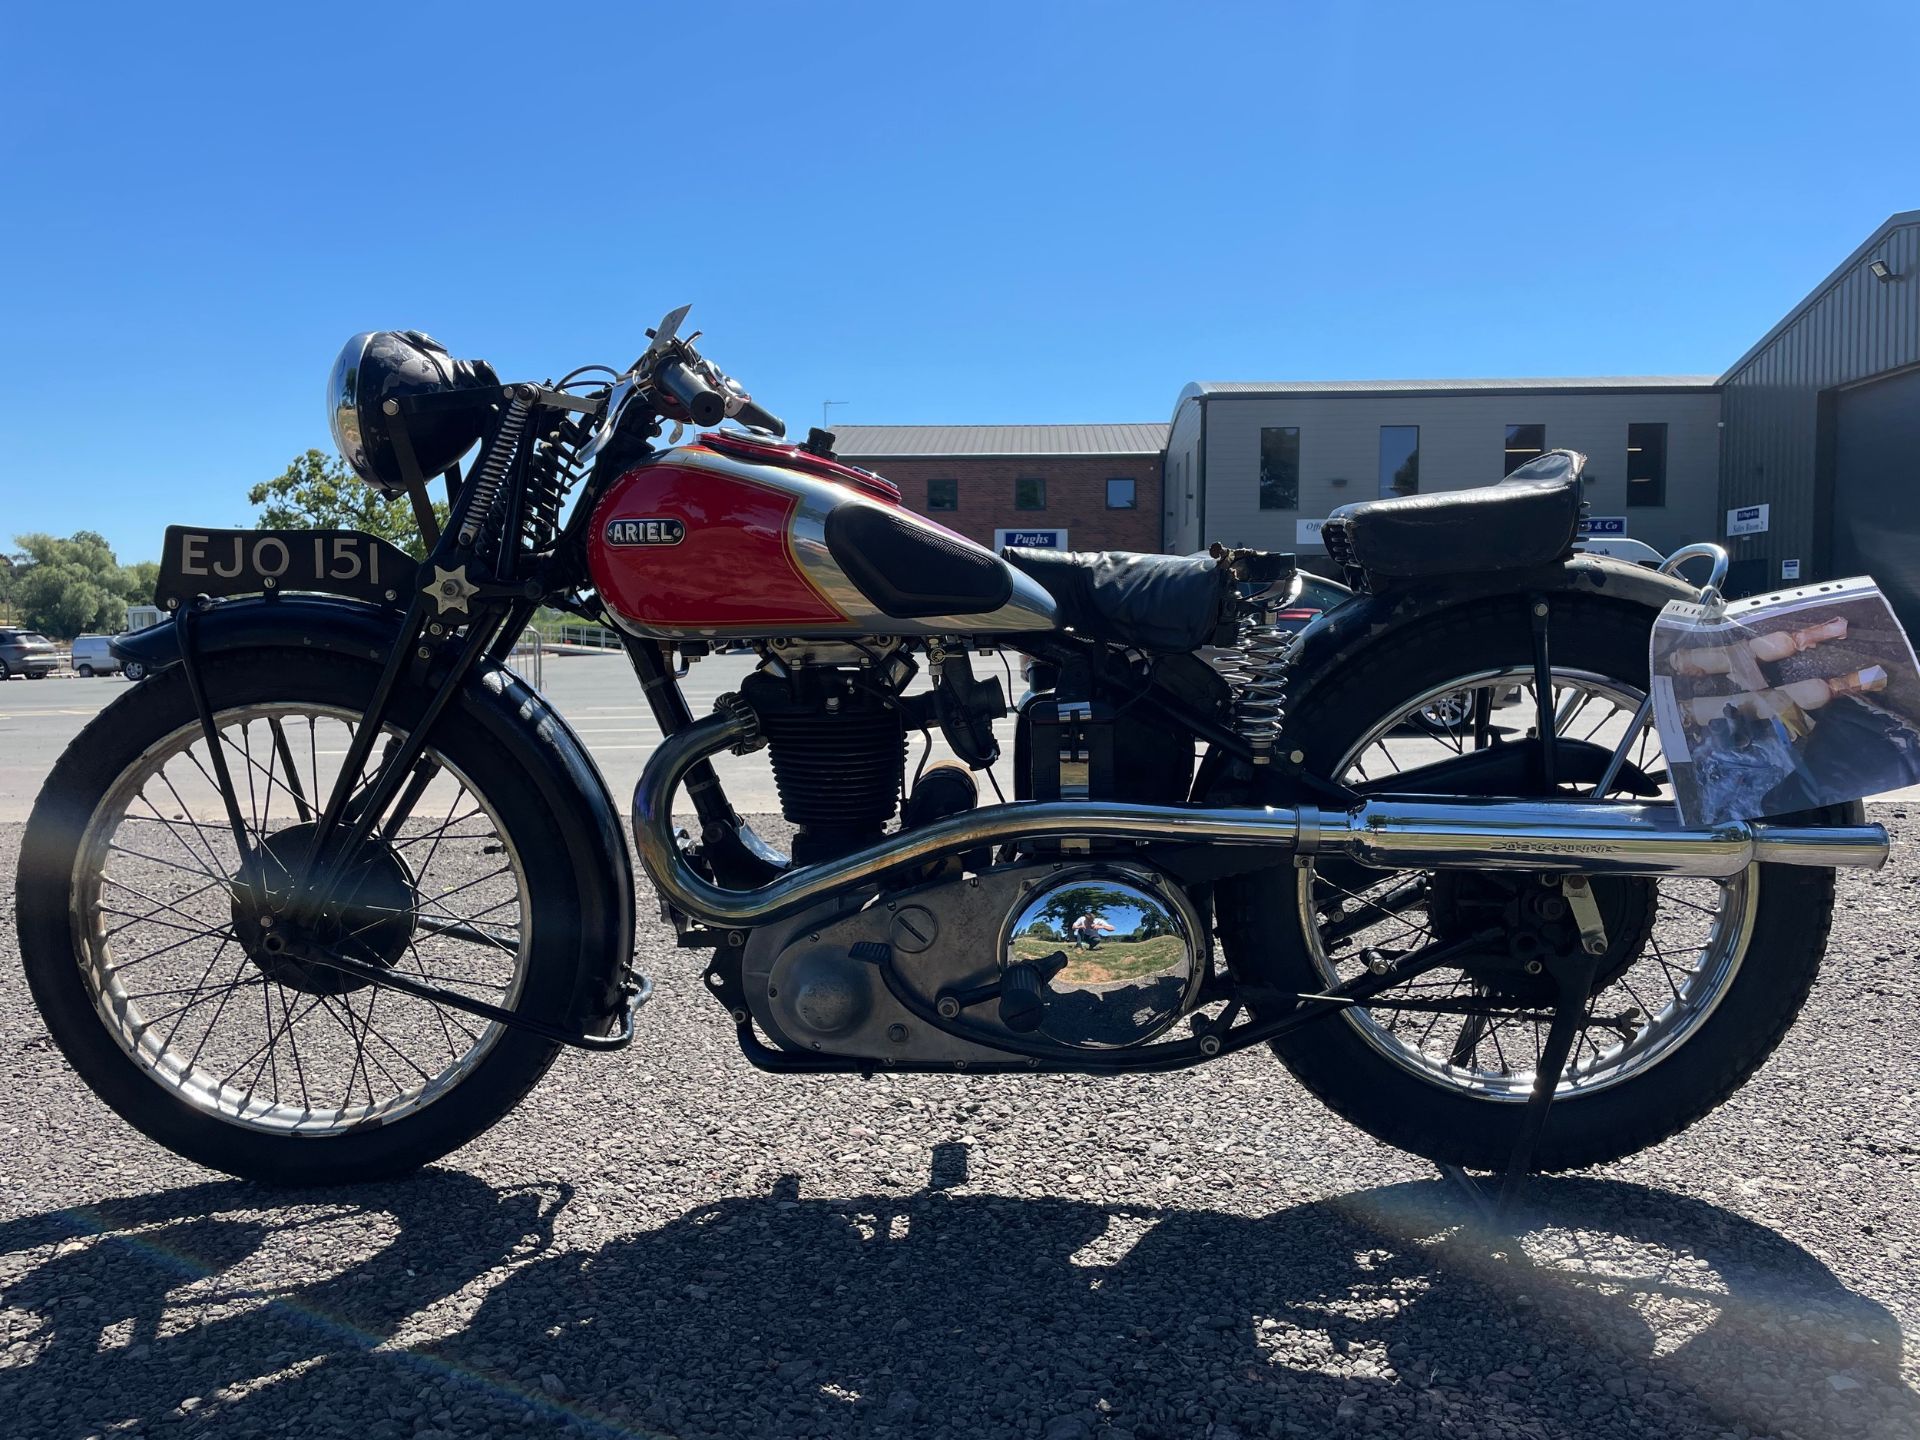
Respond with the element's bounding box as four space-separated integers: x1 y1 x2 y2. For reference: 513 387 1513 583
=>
1218 595 1837 1173
16 648 606 1184
77 664 94 677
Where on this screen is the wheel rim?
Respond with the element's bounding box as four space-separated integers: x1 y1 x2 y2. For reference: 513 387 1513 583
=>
70 703 530 1135
1297 667 1758 1102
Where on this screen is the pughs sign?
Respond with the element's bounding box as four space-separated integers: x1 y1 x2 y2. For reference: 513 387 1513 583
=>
1727 503 1770 537
994 528 1068 551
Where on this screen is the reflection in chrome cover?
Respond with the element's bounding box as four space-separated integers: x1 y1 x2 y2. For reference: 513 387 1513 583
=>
1002 864 1203 1049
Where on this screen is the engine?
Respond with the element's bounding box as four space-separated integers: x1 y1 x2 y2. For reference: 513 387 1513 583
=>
740 663 906 865
732 642 1217 1063
741 860 1206 1063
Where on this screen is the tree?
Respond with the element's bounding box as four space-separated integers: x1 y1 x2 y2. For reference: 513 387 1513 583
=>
117 560 160 604
11 532 130 637
249 450 444 560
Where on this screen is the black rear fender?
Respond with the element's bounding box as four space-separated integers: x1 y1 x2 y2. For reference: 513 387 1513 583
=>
1284 553 1696 716
112 596 636 1030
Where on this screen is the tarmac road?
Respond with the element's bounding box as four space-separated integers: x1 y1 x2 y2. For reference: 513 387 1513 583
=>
3 652 1920 1438
1 808 1918 1439
0 651 1017 824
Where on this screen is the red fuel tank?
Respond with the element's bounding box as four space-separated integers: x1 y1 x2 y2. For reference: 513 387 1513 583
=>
586 435 1057 640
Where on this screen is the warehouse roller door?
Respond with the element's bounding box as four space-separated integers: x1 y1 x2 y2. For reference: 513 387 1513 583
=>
1831 367 1920 633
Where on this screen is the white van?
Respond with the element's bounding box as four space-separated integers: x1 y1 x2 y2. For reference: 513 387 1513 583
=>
70 635 122 677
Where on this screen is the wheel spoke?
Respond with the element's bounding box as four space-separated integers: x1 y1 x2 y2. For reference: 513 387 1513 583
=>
70 702 529 1137
1300 665 1752 1102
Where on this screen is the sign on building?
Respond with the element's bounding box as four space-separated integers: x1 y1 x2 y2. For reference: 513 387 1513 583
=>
1726 503 1770 536
1782 558 1802 580
994 528 1068 551
1579 516 1628 537
1296 519 1327 547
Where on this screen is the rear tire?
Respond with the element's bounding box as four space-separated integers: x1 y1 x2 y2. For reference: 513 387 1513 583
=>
16 648 609 1185
1218 594 1838 1173
77 664 94 677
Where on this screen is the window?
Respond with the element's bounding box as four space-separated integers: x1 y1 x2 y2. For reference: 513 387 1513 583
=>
1106 477 1137 509
1379 426 1419 497
1259 427 1300 509
1504 423 1546 475
1626 423 1667 507
927 478 958 511
1015 476 1046 510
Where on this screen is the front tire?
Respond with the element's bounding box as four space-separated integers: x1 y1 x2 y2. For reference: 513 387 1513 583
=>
16 647 610 1184
77 664 94 677
1218 594 1838 1173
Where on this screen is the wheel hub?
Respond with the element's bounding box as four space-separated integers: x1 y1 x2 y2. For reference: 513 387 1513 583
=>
231 822 416 995
1427 869 1657 1004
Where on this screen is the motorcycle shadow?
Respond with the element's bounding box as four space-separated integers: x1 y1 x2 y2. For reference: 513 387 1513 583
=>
0 1163 1910 1439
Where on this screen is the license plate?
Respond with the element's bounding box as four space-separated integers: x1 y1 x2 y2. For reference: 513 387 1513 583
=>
156 527 419 610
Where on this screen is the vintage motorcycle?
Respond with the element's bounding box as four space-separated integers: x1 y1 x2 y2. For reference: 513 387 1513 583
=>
14 310 1891 1192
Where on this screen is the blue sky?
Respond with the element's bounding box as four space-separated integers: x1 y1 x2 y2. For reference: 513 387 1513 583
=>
2 1 1915 562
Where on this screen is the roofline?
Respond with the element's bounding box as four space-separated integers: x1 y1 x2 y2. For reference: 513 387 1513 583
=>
1720 209 1920 382
831 448 1166 461
1176 379 1719 402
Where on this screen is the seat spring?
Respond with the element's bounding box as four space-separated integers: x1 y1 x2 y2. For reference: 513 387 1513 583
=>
1216 616 1294 765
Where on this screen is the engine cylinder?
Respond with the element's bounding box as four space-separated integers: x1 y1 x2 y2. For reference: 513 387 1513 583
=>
742 668 905 863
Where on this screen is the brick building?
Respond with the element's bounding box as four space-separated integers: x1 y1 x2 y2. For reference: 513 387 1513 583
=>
830 424 1168 554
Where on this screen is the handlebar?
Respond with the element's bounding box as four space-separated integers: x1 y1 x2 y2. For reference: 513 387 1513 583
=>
655 358 727 428
734 397 785 439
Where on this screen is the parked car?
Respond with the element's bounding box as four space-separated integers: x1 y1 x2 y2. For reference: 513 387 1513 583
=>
70 635 123 677
1576 536 1666 568
0 628 58 680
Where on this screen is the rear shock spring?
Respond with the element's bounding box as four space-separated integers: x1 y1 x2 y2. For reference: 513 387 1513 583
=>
457 393 533 547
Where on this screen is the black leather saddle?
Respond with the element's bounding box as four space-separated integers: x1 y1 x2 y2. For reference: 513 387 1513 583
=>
1322 449 1586 580
1004 548 1230 651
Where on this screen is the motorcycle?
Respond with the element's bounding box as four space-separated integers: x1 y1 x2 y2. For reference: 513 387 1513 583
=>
13 310 1891 1192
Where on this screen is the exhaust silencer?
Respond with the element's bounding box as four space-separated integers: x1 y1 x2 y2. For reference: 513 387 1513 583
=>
635 709 1889 928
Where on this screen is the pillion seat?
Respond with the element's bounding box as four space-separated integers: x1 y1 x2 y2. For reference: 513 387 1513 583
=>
1003 548 1232 652
1321 449 1587 581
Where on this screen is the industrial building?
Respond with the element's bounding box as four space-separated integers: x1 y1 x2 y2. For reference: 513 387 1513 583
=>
1165 209 1920 621
835 211 1918 625
1717 210 1919 617
831 424 1166 555
1161 377 1721 562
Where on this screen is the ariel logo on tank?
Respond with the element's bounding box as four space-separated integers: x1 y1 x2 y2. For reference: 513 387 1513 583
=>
603 517 687 547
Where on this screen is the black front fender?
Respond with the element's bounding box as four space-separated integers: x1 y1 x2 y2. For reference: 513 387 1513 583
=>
113 596 636 1034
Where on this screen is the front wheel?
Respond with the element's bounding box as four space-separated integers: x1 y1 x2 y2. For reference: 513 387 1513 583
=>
1218 594 1838 1173
16 647 611 1184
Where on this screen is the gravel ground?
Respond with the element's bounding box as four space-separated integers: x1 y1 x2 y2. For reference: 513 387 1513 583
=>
2 813 1918 1440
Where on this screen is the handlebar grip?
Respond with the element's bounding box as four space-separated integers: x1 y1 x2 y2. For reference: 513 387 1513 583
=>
657 359 727 428
735 398 786 439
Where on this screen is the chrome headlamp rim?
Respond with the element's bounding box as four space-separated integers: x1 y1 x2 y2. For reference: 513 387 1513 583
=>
327 330 377 485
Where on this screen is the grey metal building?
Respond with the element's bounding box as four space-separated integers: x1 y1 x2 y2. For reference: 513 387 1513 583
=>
1165 211 1920 625
1163 378 1721 561
1718 209 1920 617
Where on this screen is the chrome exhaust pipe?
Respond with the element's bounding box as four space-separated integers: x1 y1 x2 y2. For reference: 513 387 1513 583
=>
634 709 1889 928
